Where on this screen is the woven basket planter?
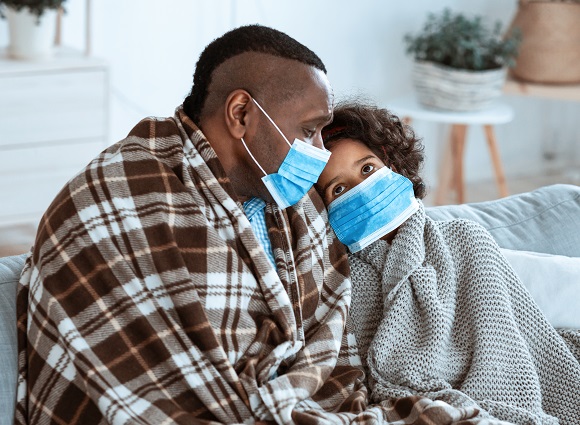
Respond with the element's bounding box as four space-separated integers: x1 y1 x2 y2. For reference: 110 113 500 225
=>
509 1 580 84
412 61 507 112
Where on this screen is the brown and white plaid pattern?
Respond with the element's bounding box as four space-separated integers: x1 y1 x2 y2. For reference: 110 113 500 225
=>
15 107 486 425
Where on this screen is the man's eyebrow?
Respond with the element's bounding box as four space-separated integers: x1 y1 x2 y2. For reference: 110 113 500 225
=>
321 112 333 126
305 112 333 126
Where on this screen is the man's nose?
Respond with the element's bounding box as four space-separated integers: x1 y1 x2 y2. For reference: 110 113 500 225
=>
312 132 324 150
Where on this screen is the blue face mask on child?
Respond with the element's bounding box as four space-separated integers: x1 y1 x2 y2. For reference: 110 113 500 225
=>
327 166 419 253
240 98 331 209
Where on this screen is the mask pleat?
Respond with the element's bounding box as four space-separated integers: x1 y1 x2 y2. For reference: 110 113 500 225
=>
329 170 404 225
331 179 408 231
328 165 417 249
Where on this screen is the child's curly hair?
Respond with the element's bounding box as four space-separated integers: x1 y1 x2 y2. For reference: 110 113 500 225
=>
322 101 427 199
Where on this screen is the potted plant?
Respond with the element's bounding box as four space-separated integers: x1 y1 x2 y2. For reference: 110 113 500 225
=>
404 8 521 111
0 0 66 60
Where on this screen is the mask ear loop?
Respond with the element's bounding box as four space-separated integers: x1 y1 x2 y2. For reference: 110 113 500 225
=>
248 99 306 317
240 137 268 177
252 98 293 148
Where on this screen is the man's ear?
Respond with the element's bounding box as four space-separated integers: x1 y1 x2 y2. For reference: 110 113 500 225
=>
224 90 253 139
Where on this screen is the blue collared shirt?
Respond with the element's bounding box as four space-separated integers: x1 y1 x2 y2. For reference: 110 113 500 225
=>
242 197 276 269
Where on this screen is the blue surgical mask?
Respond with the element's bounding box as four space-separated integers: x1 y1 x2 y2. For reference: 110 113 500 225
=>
240 98 331 209
327 166 419 253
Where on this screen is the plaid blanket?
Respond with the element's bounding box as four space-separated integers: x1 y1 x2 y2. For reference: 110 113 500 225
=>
15 107 490 425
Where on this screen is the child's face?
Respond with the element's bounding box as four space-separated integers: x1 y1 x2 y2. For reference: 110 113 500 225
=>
317 138 386 206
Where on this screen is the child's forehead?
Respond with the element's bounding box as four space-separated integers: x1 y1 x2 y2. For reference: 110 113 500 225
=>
328 138 376 158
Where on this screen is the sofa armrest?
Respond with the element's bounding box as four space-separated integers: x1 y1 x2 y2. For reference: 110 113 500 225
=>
0 253 27 425
425 184 580 257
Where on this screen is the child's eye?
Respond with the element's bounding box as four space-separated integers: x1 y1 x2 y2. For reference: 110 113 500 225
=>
362 164 375 175
332 185 346 196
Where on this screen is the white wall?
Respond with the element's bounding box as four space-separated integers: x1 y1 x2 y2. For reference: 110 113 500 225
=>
1 0 578 190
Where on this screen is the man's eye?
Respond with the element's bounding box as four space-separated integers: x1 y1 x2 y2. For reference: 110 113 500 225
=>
362 164 375 175
303 128 315 138
332 185 346 196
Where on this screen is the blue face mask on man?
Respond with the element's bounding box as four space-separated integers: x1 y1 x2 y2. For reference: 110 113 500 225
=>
240 98 331 209
327 166 419 253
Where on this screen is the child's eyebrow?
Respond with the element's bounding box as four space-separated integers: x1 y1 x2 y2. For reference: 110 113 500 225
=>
356 155 377 165
322 176 340 195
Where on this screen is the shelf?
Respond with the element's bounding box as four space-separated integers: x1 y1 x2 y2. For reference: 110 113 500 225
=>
0 46 106 76
0 46 108 226
503 76 580 102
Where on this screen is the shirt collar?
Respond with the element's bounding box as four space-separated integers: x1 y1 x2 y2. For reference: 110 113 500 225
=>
242 197 267 220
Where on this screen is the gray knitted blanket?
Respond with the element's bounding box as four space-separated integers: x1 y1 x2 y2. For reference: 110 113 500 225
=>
348 203 580 424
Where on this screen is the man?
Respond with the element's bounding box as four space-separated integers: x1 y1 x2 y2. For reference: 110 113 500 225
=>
15 25 479 424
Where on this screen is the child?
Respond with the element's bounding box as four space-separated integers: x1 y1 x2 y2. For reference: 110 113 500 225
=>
317 102 580 425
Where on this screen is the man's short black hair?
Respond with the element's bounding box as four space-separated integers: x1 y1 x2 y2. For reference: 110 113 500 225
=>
183 24 327 123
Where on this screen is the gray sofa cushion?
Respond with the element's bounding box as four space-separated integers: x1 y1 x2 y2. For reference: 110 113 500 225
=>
0 253 26 425
425 184 580 257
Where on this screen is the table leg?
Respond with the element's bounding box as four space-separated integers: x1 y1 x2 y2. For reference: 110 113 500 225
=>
404 116 452 205
452 124 468 204
484 125 509 198
435 125 454 205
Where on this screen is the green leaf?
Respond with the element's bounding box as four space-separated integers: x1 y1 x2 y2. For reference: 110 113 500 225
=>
404 7 521 70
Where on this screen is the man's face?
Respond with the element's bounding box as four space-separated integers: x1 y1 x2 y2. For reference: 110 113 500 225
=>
250 68 333 176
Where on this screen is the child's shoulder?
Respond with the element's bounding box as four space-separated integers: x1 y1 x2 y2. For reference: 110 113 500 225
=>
430 216 497 244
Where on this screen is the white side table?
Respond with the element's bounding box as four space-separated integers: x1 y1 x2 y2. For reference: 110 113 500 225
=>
386 95 514 204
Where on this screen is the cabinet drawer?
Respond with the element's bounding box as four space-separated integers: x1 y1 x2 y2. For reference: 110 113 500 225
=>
0 69 107 147
0 141 104 225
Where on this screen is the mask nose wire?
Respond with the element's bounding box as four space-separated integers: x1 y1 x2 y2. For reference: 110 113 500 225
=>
252 98 293 148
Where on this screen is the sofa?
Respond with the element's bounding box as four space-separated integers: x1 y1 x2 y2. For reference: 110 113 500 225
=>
1 183 579 425
0 254 21 425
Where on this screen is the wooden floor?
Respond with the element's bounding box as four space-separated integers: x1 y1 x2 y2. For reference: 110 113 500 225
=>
0 222 36 257
1 172 578 258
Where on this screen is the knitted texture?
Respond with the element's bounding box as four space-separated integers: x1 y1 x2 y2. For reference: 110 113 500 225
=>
348 202 580 424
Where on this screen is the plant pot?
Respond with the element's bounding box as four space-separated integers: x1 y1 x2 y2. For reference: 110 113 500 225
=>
508 1 580 84
5 6 58 60
412 61 507 112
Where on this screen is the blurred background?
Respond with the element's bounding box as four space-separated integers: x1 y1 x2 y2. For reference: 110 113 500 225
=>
1 0 579 254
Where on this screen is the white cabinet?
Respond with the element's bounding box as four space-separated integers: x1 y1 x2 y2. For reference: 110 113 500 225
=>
0 47 108 226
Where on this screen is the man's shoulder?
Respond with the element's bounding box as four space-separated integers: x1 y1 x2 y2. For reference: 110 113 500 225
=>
126 115 180 140
62 114 189 198
430 216 493 239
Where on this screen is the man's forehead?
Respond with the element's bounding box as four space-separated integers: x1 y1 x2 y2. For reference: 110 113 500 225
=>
258 68 332 116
